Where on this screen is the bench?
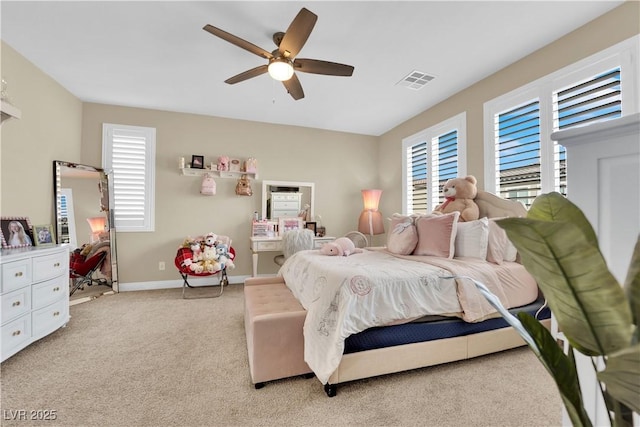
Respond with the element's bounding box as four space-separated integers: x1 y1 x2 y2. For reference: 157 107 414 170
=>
244 277 313 388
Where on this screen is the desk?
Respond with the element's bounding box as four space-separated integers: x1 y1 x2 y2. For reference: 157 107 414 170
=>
250 236 334 277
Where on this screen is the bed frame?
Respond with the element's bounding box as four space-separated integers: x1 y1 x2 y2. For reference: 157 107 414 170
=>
321 191 538 397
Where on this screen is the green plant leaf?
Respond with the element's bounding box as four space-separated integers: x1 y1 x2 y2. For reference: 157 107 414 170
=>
518 313 592 427
527 192 599 248
597 344 640 413
624 237 640 337
498 217 632 356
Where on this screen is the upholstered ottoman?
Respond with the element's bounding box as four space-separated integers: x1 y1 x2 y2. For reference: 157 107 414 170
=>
244 277 313 388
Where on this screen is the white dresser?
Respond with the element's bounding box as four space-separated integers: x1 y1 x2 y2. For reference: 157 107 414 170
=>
1 245 69 362
269 192 302 218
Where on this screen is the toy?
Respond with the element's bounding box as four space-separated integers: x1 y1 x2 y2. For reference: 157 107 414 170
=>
216 243 235 269
204 232 218 247
202 244 218 262
432 175 480 222
190 241 203 262
217 156 230 172
320 237 363 257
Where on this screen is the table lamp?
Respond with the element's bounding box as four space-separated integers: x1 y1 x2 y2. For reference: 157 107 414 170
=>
87 216 107 243
357 189 384 245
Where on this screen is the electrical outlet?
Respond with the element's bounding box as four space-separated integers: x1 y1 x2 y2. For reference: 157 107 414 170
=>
159 261 165 271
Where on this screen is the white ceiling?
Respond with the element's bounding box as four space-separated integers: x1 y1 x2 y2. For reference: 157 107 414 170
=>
1 1 623 136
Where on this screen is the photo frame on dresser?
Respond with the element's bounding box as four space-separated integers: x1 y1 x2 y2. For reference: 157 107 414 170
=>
0 216 33 248
305 221 317 236
33 224 55 247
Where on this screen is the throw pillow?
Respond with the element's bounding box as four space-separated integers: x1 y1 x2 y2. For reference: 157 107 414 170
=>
487 218 518 264
387 214 419 255
454 217 489 259
413 212 460 258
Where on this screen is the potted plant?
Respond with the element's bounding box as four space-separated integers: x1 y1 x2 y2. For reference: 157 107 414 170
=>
466 192 638 427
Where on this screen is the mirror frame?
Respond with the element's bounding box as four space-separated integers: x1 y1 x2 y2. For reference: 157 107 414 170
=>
53 160 118 292
261 180 315 221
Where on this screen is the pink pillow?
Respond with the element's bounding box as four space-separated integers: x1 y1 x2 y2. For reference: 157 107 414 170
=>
413 212 460 258
387 214 418 255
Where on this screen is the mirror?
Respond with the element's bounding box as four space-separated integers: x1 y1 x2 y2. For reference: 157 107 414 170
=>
53 161 118 294
261 180 315 221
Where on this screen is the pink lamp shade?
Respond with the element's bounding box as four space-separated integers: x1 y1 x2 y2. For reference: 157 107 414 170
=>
86 216 107 233
357 189 385 236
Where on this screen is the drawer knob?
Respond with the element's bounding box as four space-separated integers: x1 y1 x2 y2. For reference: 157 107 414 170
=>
14 271 23 277
12 301 21 307
53 311 60 316
53 287 60 292
12 330 21 336
54 262 60 267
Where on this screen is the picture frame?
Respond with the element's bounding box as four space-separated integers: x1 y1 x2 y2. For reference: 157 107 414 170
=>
305 221 317 236
33 224 55 247
278 217 303 235
191 155 204 169
229 158 242 172
1 216 33 249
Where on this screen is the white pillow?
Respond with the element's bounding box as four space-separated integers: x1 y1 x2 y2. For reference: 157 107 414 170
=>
454 217 489 259
487 218 518 263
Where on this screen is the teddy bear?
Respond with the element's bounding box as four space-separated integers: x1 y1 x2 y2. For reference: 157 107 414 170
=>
320 237 363 257
202 244 218 262
217 156 230 172
204 232 218 248
189 261 204 274
216 243 235 269
202 258 221 273
432 175 480 222
190 241 203 262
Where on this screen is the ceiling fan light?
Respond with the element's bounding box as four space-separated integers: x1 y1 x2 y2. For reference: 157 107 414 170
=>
268 58 294 81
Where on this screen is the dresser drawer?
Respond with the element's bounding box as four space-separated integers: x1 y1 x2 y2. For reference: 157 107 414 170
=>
32 276 67 311
272 210 299 218
33 252 67 283
256 241 283 251
271 193 301 202
272 201 300 210
32 298 68 340
1 287 31 325
1 314 31 361
1 259 32 294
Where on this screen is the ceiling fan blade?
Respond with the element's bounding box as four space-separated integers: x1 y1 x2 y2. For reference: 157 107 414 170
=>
203 24 273 60
279 8 317 58
294 58 354 76
224 65 268 85
282 73 305 100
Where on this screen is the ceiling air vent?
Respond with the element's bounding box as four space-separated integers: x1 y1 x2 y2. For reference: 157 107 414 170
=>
396 70 435 90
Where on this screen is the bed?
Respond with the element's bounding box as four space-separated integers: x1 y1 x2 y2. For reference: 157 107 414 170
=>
278 190 550 397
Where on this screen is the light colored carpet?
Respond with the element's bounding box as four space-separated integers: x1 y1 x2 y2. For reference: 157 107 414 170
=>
0 285 562 426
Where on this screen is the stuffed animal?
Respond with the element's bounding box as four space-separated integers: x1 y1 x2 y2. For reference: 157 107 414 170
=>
320 237 363 257
202 258 221 273
216 243 235 269
217 156 230 172
202 245 218 262
190 242 203 262
204 232 218 247
432 175 480 222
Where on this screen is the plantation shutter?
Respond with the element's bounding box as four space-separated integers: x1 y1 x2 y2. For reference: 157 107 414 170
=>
432 130 458 207
407 141 428 214
102 124 156 232
495 100 541 207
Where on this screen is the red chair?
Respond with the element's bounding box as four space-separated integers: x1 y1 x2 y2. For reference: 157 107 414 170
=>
174 246 236 299
69 250 108 296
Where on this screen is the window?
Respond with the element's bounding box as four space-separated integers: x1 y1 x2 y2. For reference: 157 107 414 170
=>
102 123 156 232
403 113 466 214
485 37 637 207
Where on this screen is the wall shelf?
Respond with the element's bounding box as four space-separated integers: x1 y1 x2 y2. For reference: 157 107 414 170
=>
180 167 258 180
1 100 21 123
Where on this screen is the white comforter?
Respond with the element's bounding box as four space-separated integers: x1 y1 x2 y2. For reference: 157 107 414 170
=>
279 248 505 384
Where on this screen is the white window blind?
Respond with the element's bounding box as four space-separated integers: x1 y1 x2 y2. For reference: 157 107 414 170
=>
102 124 156 232
403 113 466 214
485 37 637 205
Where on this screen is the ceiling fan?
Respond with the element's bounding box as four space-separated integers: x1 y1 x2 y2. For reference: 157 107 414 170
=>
203 7 354 100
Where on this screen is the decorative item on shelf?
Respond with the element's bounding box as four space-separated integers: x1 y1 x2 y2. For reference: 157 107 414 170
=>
245 157 258 174
33 224 55 247
357 189 385 246
191 155 204 169
0 216 33 249
1 77 11 103
229 158 241 172
210 162 217 171
87 216 107 243
200 173 217 196
178 156 185 169
217 155 229 171
235 174 253 196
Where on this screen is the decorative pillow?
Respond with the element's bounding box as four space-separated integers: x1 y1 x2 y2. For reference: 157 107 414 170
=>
387 214 418 255
413 212 459 258
487 218 518 264
454 217 489 259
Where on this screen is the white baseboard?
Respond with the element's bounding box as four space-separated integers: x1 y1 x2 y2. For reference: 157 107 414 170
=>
118 274 251 292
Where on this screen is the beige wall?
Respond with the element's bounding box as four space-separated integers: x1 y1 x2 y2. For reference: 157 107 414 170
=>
0 41 83 225
81 104 378 282
378 1 640 218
